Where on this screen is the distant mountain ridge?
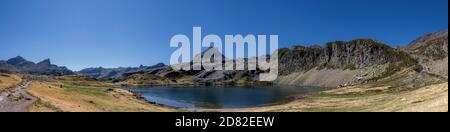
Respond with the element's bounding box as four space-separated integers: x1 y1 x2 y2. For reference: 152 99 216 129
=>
0 56 73 76
0 55 169 78
78 63 166 80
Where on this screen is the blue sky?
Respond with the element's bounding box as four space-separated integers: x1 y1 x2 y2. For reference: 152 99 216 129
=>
0 0 448 71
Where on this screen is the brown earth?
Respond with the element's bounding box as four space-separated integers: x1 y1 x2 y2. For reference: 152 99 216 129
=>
27 81 178 112
0 74 21 92
0 80 37 112
208 82 447 112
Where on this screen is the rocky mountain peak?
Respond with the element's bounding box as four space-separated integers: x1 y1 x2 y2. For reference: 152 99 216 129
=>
37 59 51 66
194 47 227 63
409 29 448 50
6 56 29 65
408 29 448 60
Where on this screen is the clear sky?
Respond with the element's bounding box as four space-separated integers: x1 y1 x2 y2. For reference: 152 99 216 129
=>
0 0 448 71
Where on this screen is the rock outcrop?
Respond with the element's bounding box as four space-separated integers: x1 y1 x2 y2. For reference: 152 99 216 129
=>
275 39 417 87
279 39 415 75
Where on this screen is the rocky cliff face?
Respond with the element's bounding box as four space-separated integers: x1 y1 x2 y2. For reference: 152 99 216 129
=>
275 39 417 87
279 39 415 75
0 56 73 76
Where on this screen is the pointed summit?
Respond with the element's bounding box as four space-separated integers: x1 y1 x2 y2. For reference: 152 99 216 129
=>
13 56 24 59
6 56 29 65
38 59 51 65
195 47 226 61
37 59 51 66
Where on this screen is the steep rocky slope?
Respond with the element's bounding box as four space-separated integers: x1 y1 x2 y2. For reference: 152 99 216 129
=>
117 48 264 86
279 39 415 75
275 39 416 87
276 29 448 87
408 30 448 77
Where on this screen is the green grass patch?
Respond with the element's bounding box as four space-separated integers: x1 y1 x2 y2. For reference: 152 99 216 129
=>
60 83 110 97
34 99 64 112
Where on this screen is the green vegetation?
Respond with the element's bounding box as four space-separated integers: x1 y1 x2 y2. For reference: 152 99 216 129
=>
386 50 417 67
324 63 357 70
292 45 306 50
32 99 64 112
370 63 402 82
368 66 444 93
277 48 290 58
57 75 114 87
62 84 110 97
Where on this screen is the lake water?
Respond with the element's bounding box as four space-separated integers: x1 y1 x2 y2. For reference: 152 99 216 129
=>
124 86 329 109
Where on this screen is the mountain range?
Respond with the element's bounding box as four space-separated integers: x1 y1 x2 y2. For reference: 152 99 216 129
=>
0 56 167 80
0 56 73 76
0 30 447 87
116 30 448 87
78 63 166 80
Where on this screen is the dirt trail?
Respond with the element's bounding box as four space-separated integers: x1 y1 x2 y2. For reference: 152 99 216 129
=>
0 80 37 112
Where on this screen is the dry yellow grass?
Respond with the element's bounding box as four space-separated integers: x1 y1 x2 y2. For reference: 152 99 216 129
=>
213 83 448 112
27 82 178 112
0 74 22 92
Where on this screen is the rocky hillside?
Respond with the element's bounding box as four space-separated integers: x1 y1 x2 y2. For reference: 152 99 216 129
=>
408 30 448 52
408 30 448 77
78 63 166 80
116 48 265 86
92 30 449 87
0 56 73 76
275 39 417 87
276 30 448 87
279 39 415 75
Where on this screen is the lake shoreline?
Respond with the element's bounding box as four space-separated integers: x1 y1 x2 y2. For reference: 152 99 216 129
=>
122 85 331 110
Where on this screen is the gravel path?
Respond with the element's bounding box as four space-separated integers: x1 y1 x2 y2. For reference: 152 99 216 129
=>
0 81 37 112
